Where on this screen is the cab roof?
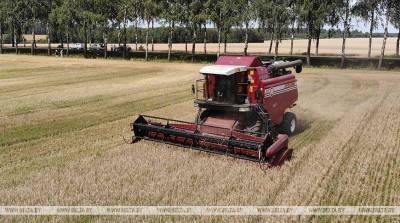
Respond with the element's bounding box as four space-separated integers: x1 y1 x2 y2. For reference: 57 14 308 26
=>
215 56 263 67
200 65 247 76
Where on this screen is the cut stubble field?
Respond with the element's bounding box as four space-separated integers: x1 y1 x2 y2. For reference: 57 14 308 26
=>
0 55 399 222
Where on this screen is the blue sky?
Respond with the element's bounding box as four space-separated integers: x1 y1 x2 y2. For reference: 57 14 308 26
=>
352 17 397 33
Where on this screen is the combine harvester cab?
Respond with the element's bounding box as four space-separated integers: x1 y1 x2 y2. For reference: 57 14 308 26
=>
132 56 302 166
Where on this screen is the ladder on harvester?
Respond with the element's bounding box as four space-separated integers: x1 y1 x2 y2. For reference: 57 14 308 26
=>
253 104 274 134
253 104 268 123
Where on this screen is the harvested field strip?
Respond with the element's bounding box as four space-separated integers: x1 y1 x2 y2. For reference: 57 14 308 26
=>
0 67 162 95
0 88 191 147
6 95 110 116
1 81 192 127
0 66 57 79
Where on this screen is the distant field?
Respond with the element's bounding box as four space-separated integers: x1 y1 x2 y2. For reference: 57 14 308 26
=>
6 37 399 57
21 34 48 42
0 55 400 222
135 37 400 57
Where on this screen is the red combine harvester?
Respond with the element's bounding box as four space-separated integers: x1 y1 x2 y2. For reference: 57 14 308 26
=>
132 56 302 166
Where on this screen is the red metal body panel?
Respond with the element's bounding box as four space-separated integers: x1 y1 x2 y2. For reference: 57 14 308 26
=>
266 134 288 156
215 55 263 67
261 74 298 125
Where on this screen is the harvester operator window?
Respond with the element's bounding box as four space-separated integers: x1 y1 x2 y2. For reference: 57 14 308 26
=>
204 73 248 105
215 75 235 103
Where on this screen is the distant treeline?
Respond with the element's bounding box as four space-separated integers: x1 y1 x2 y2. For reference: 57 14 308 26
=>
0 0 399 69
2 27 394 45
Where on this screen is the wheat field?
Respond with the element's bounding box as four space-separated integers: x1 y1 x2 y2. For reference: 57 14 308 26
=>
0 55 400 222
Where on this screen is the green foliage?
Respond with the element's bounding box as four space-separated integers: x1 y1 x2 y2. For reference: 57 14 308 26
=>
110 27 265 43
0 0 399 53
390 0 400 29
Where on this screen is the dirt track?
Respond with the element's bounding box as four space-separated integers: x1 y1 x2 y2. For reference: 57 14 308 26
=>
0 55 399 222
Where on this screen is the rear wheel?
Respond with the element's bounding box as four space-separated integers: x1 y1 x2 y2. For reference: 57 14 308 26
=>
278 112 297 136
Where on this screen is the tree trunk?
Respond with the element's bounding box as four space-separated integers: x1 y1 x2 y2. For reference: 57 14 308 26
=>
151 19 154 52
103 33 107 59
396 28 399 57
47 22 51 56
87 28 92 45
290 26 294 55
378 9 389 70
290 35 294 55
244 22 249 56
184 25 188 54
217 26 221 57
123 6 127 59
368 11 374 58
340 32 347 69
117 23 121 46
135 21 138 51
223 30 227 54
315 26 321 55
268 26 274 54
268 37 274 54
306 36 311 66
217 11 222 57
66 30 70 56
14 31 18 54
145 20 150 61
31 17 36 55
192 27 196 62
60 36 63 49
185 35 188 54
168 22 173 61
203 23 207 54
0 23 3 54
341 0 349 69
83 21 88 58
11 26 14 47
274 39 279 58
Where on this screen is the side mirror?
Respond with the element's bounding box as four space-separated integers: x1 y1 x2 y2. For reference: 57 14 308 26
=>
295 65 303 73
191 84 195 95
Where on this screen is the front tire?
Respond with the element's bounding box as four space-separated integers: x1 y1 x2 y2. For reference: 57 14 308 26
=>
279 112 297 136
